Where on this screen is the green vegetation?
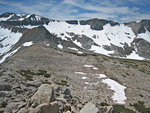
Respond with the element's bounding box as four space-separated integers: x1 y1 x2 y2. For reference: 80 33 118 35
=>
100 102 109 106
17 70 34 81
54 79 68 86
133 101 150 113
37 69 51 78
8 74 15 78
139 94 144 97
113 105 135 113
17 69 51 81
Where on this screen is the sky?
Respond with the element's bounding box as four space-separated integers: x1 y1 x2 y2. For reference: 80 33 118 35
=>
0 0 150 22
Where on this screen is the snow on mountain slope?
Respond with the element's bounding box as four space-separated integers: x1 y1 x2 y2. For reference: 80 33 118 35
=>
0 27 22 56
126 51 144 60
0 47 21 64
0 14 14 21
44 21 136 56
0 13 42 22
102 77 127 104
44 21 135 46
1 12 150 61
137 28 150 43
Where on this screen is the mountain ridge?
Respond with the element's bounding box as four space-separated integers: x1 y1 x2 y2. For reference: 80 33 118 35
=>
0 12 150 64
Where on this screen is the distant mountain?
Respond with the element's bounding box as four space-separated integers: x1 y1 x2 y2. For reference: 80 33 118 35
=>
0 12 150 63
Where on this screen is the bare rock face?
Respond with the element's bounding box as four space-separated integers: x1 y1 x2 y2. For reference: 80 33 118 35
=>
132 38 150 59
29 84 55 107
0 84 11 91
79 18 119 30
79 102 99 113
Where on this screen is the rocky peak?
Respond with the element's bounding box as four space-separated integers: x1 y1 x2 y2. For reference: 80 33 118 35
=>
125 19 150 35
0 12 52 26
79 18 119 30
0 12 15 18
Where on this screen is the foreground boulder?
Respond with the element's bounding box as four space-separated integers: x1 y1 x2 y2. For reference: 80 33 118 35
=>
29 84 55 107
79 102 99 113
28 101 59 113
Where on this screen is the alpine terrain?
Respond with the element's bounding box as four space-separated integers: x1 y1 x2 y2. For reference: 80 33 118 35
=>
0 12 150 113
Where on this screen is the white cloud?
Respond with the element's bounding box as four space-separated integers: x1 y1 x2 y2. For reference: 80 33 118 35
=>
121 13 150 22
63 0 139 15
78 13 117 20
0 0 149 22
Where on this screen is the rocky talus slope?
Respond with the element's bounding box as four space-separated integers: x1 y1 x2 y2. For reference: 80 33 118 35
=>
0 42 150 113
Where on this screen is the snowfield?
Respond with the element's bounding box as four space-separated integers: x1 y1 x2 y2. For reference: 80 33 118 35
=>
126 51 144 60
97 73 127 104
0 14 14 21
102 78 127 104
0 47 21 64
0 27 22 56
44 21 146 60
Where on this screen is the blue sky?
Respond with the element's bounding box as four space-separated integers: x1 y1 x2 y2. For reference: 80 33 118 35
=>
0 0 150 22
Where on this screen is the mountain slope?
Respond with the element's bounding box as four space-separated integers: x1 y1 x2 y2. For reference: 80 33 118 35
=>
0 12 150 64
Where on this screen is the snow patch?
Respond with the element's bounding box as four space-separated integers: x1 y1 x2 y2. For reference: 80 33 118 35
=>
84 65 93 68
85 82 89 84
90 45 114 56
46 43 50 46
137 28 150 43
73 40 82 48
35 15 41 21
18 18 24 21
102 78 127 104
90 82 99 86
82 76 89 80
58 44 63 49
84 65 98 70
0 27 22 56
96 73 127 104
78 51 83 54
97 74 107 79
126 51 144 60
93 67 98 70
23 41 33 47
68 47 78 51
136 20 141 23
0 14 14 21
75 72 86 75
0 47 21 64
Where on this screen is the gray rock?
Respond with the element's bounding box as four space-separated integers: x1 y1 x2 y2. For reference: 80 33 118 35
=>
17 108 28 113
0 84 11 91
102 106 113 113
63 88 71 95
29 84 55 107
29 101 59 113
71 106 78 113
65 111 71 113
64 103 71 112
4 101 26 113
77 104 83 110
0 91 6 97
56 97 67 104
132 38 150 59
79 102 99 113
